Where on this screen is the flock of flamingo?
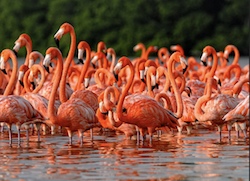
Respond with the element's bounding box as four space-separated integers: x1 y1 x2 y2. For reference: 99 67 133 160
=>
0 22 249 146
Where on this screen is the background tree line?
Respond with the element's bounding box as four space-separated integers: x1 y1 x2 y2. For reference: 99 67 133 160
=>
0 0 249 58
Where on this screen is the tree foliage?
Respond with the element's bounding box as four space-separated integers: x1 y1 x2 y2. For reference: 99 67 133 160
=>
0 0 248 57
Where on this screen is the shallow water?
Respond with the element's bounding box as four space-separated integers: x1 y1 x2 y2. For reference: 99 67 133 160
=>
0 128 249 181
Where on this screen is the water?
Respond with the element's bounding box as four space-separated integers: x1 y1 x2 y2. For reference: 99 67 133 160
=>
0 128 249 181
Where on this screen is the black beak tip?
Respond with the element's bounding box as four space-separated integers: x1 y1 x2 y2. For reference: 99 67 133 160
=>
83 82 89 89
183 66 188 74
140 78 146 83
218 79 222 86
201 60 207 66
19 80 24 87
43 65 50 73
13 50 18 56
155 83 159 89
1 69 7 75
54 38 60 48
113 71 119 81
77 59 84 64
31 82 36 90
91 63 96 69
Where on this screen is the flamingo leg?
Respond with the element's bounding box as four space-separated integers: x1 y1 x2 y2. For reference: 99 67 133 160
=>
36 123 41 142
41 124 47 135
51 125 56 135
227 124 232 141
0 122 5 133
78 129 83 145
67 129 73 145
186 125 193 135
16 125 21 145
90 128 93 141
217 125 222 142
7 124 12 146
234 122 241 139
177 126 183 133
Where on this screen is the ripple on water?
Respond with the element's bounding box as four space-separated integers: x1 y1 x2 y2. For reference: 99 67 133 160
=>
0 129 249 181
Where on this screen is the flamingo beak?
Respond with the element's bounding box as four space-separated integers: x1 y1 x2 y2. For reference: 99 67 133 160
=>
19 80 24 87
77 59 84 64
1 69 7 75
182 66 188 74
54 38 60 48
201 60 207 66
43 65 50 73
31 81 36 90
13 50 18 56
113 71 119 81
140 78 145 83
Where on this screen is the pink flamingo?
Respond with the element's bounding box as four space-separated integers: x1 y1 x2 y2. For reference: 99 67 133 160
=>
43 47 99 145
195 46 240 141
96 86 137 139
110 54 184 143
0 49 43 145
223 95 249 139
12 33 32 66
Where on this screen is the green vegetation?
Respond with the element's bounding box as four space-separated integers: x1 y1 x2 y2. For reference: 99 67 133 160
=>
0 0 248 57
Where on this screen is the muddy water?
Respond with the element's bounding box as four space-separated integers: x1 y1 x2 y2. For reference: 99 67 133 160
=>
0 129 249 181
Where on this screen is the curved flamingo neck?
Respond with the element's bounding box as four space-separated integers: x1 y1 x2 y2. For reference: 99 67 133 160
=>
3 50 18 96
59 27 76 102
194 77 213 120
23 65 45 94
48 50 63 123
146 66 156 98
223 64 241 82
24 41 32 66
231 46 240 65
117 57 135 120
207 49 218 79
134 43 146 58
167 52 183 118
76 42 91 91
108 48 116 72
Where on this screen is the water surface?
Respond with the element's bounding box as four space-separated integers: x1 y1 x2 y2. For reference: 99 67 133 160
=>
0 129 249 181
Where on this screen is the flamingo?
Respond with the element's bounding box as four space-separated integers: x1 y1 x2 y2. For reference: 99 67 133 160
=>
223 44 240 65
39 23 75 101
133 42 146 59
96 86 137 139
106 47 117 73
194 46 240 141
155 65 195 134
223 95 249 139
0 49 43 145
13 33 32 66
156 47 170 67
220 64 242 95
110 54 184 143
69 41 99 112
43 47 99 145
170 44 185 58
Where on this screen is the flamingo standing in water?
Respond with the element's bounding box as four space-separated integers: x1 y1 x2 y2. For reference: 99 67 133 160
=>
223 95 249 139
96 86 137 139
43 46 99 145
22 64 61 136
110 54 184 143
0 49 43 145
194 46 240 141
